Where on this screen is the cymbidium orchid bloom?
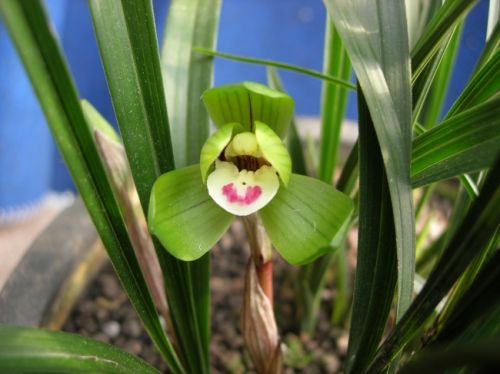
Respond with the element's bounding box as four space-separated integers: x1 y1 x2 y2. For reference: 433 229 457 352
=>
148 82 353 265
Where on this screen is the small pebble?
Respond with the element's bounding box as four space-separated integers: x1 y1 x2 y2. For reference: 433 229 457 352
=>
100 274 121 299
79 300 96 315
78 328 90 337
96 308 109 321
220 233 233 250
142 349 159 365
123 340 142 355
114 336 126 347
102 321 121 338
231 220 246 242
122 319 142 338
337 332 349 356
75 316 97 334
114 305 135 320
93 332 110 344
322 353 340 373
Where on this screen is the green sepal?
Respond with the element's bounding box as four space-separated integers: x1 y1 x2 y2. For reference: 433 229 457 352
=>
259 174 354 265
254 121 292 185
199 122 244 183
202 82 294 138
148 165 234 261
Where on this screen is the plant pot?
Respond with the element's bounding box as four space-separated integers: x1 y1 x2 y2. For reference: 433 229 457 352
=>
0 199 106 328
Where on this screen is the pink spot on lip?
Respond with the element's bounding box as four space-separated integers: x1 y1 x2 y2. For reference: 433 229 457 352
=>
222 183 262 205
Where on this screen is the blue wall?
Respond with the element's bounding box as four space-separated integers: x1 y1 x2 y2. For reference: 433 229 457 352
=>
0 0 490 212
0 0 66 212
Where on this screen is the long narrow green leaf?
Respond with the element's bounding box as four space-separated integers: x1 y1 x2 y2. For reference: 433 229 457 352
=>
194 47 356 90
298 56 358 330
439 230 498 324
446 50 500 118
324 0 415 321
433 34 500 197
336 141 359 196
416 230 446 276
297 249 337 333
162 0 221 167
367 156 500 373
266 68 307 175
318 19 352 183
444 302 500 344
420 24 463 129
398 338 500 374
330 0 480 210
405 0 442 50
87 101 171 326
88 1 213 372
423 303 500 374
412 97 500 187
263 18 356 334
427 24 500 253
406 0 443 127
435 175 479 271
433 247 500 344
341 91 498 199
331 244 350 326
411 0 478 82
412 35 450 128
487 0 500 40
0 326 159 374
345 91 397 374
0 2 183 372
161 0 221 366
267 49 350 331
475 22 499 72
411 15 472 200
88 0 174 212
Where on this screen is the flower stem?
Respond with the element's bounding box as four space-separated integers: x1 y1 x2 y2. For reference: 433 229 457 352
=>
242 215 274 302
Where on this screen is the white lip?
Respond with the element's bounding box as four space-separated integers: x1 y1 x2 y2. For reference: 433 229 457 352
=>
207 160 280 216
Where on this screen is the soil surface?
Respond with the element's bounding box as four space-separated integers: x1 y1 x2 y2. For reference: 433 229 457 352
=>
63 220 347 373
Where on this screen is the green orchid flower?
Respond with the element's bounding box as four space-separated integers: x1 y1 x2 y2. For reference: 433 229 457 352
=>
148 82 353 265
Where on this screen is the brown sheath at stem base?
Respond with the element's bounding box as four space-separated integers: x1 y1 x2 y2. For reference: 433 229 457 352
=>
241 215 282 373
257 260 273 304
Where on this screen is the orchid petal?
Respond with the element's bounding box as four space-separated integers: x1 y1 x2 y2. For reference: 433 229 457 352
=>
207 161 280 216
199 122 243 183
254 121 291 185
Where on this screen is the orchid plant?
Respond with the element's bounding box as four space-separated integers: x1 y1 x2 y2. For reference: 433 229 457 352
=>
148 82 353 265
1 0 499 373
